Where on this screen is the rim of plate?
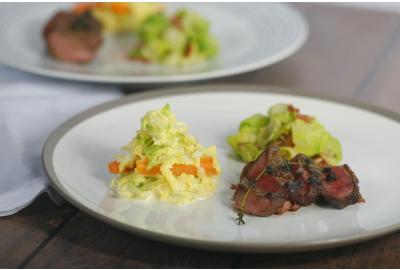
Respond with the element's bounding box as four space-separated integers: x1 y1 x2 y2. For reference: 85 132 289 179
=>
43 84 400 253
0 3 308 84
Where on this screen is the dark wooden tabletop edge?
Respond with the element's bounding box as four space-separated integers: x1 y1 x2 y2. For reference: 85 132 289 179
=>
18 203 78 268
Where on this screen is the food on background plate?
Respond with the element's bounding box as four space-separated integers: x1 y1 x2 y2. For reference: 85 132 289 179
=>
108 105 220 205
43 11 103 63
43 3 219 66
73 3 165 33
232 145 364 224
130 9 219 66
228 104 342 165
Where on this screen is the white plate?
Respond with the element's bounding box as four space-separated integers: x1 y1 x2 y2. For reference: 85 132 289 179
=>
43 85 400 253
0 3 308 85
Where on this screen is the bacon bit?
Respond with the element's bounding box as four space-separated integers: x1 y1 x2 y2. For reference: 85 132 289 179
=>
184 42 193 58
287 104 314 122
288 104 300 115
171 15 183 30
312 155 328 168
276 133 295 147
297 114 314 123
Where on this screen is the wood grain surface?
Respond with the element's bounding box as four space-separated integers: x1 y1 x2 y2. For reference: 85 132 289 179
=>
2 3 400 268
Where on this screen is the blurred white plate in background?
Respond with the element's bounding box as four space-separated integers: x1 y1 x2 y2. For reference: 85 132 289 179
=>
0 3 308 85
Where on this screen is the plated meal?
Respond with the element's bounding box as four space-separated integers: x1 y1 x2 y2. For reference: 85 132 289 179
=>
43 2 219 66
44 86 400 252
106 102 364 225
0 3 308 84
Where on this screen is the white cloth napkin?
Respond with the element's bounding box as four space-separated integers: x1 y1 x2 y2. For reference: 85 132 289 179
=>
0 65 122 216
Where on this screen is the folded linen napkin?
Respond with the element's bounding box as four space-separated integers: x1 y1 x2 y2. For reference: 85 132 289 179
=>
0 65 122 216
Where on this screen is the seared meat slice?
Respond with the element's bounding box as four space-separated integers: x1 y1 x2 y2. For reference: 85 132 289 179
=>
233 145 293 216
286 154 323 206
232 186 287 216
232 145 364 219
240 144 293 186
233 174 288 216
43 11 102 63
321 165 364 209
240 145 281 182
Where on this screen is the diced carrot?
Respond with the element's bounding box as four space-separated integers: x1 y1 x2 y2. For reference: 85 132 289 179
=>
110 3 130 15
170 157 218 176
135 159 161 176
95 3 107 8
201 164 218 176
200 156 214 164
108 160 136 174
73 3 95 14
110 157 218 177
200 156 218 176
95 3 105 7
172 164 198 176
108 160 120 174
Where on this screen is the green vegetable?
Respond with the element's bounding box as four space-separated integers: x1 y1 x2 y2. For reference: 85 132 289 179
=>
110 104 220 205
138 13 169 42
292 119 342 165
130 104 200 167
227 114 269 162
228 104 297 162
228 104 342 165
130 9 219 66
261 104 296 144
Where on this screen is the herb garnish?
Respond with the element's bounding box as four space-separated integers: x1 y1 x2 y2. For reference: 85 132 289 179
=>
266 166 273 175
236 211 245 225
282 160 292 172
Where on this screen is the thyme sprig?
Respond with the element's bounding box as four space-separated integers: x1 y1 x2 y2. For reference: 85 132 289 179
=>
236 211 245 225
236 165 267 225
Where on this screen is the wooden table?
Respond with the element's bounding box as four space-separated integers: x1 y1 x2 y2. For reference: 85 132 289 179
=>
3 3 400 268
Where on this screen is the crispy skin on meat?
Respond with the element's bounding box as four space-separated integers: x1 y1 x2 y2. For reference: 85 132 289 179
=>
43 11 102 63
